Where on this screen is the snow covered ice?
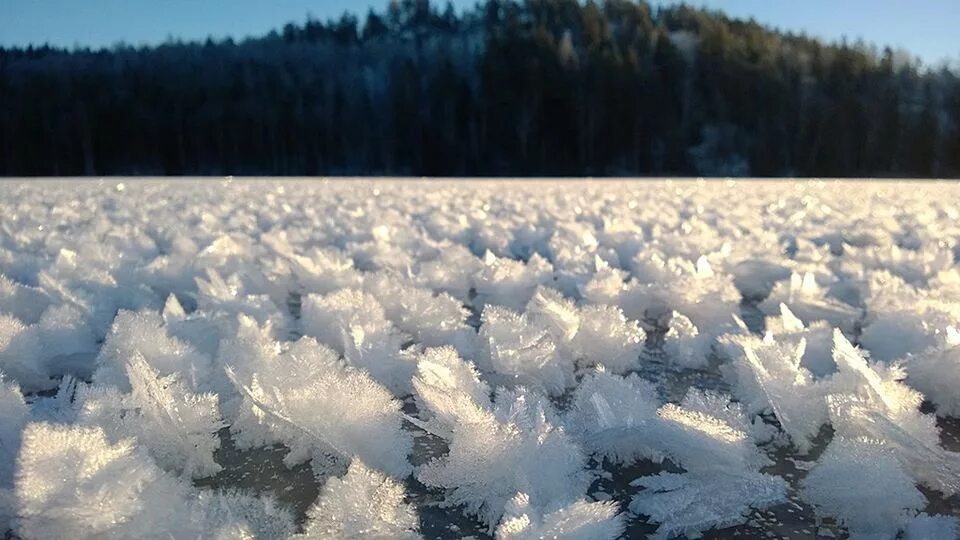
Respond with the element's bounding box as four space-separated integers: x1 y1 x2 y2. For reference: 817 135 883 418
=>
1 178 960 539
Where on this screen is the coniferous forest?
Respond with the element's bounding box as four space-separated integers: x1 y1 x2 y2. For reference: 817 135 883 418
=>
2 0 958 177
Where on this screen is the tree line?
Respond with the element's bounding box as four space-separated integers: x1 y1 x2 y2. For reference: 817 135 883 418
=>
1 0 958 177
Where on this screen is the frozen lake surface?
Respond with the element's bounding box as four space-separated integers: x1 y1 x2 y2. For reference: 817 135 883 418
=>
1 178 959 539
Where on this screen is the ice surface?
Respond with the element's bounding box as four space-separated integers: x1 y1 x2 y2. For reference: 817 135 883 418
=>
0 178 959 538
905 513 960 540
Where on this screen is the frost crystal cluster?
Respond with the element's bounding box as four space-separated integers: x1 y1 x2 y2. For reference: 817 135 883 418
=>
0 179 958 539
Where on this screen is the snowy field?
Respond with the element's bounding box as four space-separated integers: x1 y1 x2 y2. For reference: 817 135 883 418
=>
2 178 960 539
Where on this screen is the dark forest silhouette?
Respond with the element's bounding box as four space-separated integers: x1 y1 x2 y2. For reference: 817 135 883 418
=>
2 0 958 177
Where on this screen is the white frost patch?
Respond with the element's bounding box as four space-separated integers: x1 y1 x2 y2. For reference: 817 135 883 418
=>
494 492 624 540
415 361 589 529
296 459 421 539
223 316 412 479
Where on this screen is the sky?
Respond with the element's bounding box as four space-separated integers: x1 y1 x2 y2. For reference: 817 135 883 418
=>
1 0 957 66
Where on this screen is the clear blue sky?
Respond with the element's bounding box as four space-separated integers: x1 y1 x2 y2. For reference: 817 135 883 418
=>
1 0 957 66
